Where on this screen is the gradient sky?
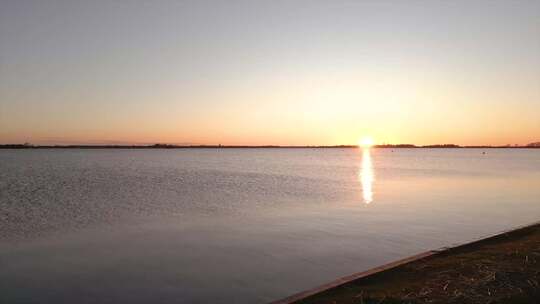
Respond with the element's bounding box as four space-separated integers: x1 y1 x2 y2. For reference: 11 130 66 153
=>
1 0 539 146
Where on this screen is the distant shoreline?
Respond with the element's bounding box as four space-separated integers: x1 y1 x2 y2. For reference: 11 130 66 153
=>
1 144 539 149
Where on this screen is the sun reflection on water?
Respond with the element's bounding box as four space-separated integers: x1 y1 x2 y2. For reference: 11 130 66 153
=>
360 147 375 204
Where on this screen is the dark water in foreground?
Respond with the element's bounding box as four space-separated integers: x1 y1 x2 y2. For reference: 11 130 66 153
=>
1 148 539 303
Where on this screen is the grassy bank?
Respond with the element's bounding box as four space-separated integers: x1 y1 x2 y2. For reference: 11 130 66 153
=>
286 223 540 304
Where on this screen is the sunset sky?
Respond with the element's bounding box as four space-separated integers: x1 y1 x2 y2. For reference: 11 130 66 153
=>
1 0 539 146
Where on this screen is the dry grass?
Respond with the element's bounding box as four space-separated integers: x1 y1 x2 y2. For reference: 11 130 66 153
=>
296 224 540 304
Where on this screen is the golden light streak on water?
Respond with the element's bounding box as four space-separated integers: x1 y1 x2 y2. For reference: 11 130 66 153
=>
360 147 374 204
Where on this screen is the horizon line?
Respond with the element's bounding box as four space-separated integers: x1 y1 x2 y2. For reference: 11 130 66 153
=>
1 143 540 149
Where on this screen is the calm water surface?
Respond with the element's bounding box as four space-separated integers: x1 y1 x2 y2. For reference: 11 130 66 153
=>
1 148 539 303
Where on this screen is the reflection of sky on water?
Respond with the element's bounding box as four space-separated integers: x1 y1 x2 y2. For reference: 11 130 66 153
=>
360 148 374 204
2 149 540 304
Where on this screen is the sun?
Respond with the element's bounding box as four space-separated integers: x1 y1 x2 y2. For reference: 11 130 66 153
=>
359 136 375 148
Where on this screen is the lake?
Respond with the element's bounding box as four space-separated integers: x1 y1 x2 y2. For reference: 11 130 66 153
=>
1 148 539 303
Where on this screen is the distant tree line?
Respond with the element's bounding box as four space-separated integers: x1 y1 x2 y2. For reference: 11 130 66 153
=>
1 142 539 149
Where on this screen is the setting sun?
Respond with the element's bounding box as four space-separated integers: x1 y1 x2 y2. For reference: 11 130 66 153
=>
359 137 375 148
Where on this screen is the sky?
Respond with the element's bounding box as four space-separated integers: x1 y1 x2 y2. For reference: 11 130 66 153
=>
1 0 539 146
